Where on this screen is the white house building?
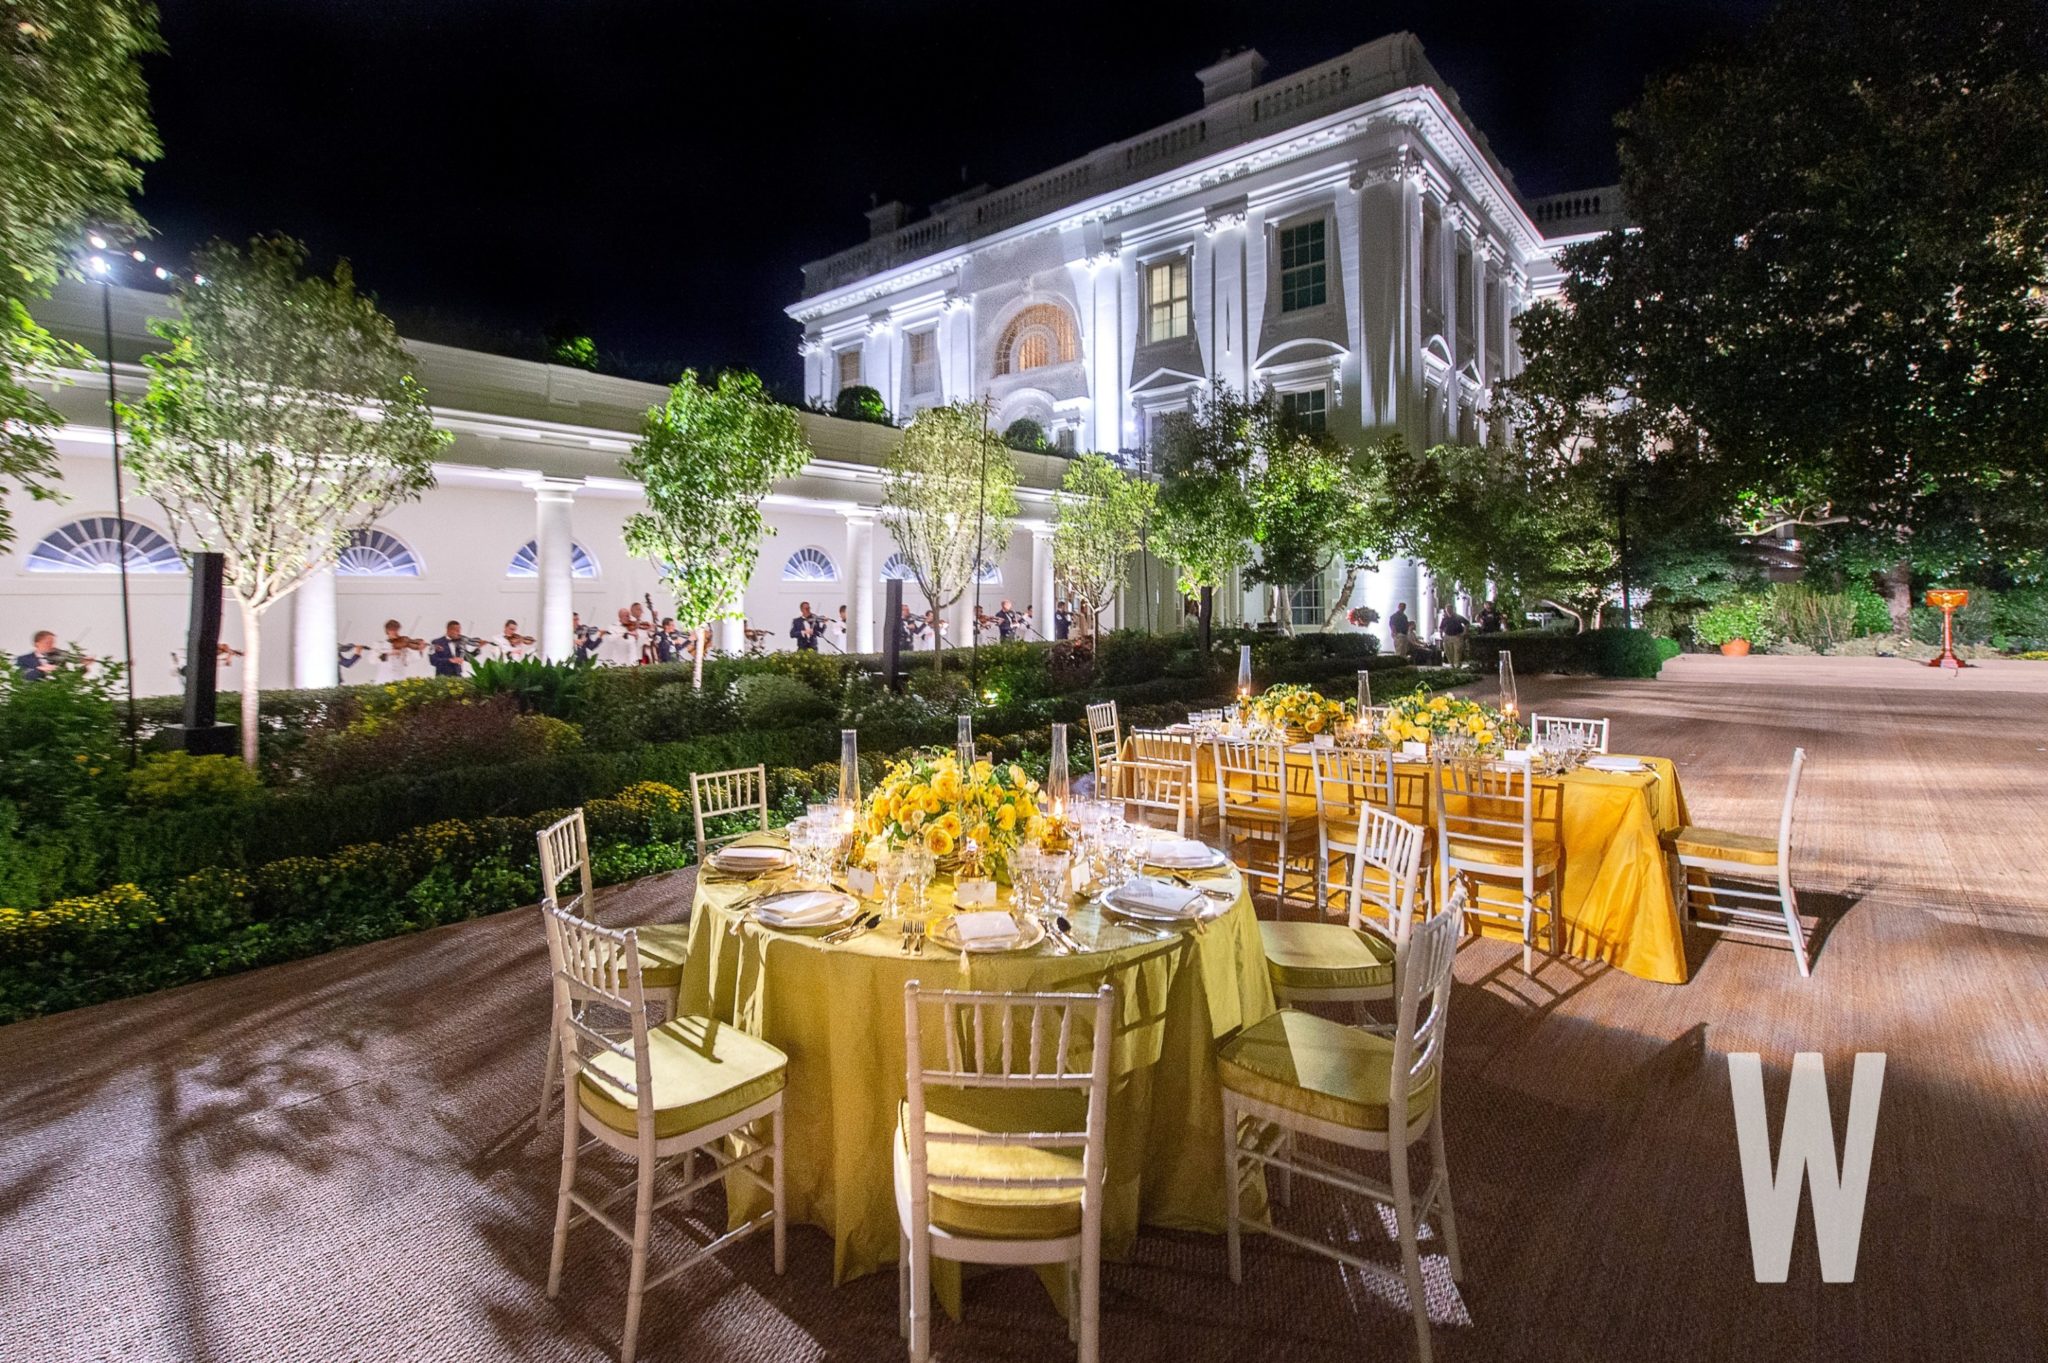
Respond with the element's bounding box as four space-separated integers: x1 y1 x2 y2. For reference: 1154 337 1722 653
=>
788 33 1622 632
6 282 1125 699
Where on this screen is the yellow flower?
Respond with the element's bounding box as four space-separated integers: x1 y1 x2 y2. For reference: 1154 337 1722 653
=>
1305 716 1324 734
1009 763 1028 790
933 769 961 802
936 812 962 839
925 827 954 857
865 812 884 835
972 759 993 781
908 807 926 829
921 792 941 814
997 804 1017 831
1026 814 1047 841
907 782 930 807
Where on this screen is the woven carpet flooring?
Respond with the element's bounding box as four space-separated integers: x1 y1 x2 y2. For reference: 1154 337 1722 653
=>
2 656 2044 1362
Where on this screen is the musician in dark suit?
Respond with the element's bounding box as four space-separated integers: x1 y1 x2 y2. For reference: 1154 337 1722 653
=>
1053 601 1073 641
14 629 60 682
572 612 606 664
790 601 821 651
338 643 368 672
994 598 1024 642
655 617 683 663
896 603 916 652
428 620 469 678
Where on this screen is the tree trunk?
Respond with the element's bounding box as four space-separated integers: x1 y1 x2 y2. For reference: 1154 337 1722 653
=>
1880 557 1913 633
238 598 262 770
692 627 707 690
1198 586 1213 658
1275 584 1295 636
1323 564 1361 630
1540 598 1587 634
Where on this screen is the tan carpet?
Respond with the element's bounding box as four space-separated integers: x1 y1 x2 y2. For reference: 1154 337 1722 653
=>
2 656 2044 1362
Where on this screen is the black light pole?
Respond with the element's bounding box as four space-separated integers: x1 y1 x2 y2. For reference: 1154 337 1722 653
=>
1614 475 1633 631
969 399 991 691
89 253 140 764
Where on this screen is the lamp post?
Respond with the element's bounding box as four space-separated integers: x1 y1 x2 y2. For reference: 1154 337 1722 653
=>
85 243 139 765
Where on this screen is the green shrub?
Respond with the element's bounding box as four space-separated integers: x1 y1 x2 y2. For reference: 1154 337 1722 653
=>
1768 583 1860 652
1693 598 1777 649
126 751 262 809
467 657 593 720
734 672 833 729
1654 636 1683 662
0 665 125 826
1845 582 1893 636
1002 417 1047 451
1466 628 1666 678
1993 586 2048 651
833 384 891 424
1095 631 1180 687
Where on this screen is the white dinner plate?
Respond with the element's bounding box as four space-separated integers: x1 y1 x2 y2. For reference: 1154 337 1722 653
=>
1582 756 1648 774
750 889 859 930
930 912 1048 954
712 846 796 876
1103 879 1215 923
1142 844 1228 871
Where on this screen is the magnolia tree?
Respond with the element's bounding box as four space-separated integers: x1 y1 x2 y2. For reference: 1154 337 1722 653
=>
1150 388 1258 654
1052 453 1154 647
0 1 160 552
622 369 811 689
882 401 1019 673
123 237 448 766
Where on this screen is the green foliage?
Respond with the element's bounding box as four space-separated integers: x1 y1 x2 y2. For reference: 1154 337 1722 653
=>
1051 453 1156 634
1466 629 1667 679
1767 583 1861 653
547 333 598 370
466 656 592 720
1150 387 1260 596
1845 582 1894 637
624 368 813 687
1655 636 1683 663
734 672 833 729
883 401 1020 669
125 751 261 809
833 384 891 425
1002 418 1047 451
1693 598 1778 649
0 663 125 824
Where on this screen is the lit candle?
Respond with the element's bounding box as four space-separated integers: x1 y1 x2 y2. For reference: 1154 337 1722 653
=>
1046 721 1071 824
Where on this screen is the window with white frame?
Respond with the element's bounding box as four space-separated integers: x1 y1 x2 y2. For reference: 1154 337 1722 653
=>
994 303 1079 375
907 330 937 397
781 546 840 582
335 528 422 577
1280 388 1327 433
1288 575 1326 627
836 348 862 394
24 516 184 574
1145 257 1190 343
879 552 915 581
507 540 598 579
1278 220 1327 312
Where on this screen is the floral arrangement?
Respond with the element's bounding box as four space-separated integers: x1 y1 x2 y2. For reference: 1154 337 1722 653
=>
1377 691 1520 753
1249 682 1351 735
861 748 1043 868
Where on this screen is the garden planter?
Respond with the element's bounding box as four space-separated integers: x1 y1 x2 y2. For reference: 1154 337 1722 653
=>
1719 639 1752 657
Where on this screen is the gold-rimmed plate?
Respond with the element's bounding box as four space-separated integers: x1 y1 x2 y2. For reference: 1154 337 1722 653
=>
929 912 1048 954
750 889 859 930
710 845 796 877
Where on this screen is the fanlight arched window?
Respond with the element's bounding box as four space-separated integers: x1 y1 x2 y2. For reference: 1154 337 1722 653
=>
879 552 915 582
994 303 1079 376
335 528 422 577
781 546 840 582
507 539 599 579
976 560 1001 585
24 516 184 574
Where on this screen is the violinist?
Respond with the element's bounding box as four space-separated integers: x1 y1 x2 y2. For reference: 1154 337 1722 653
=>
501 619 536 661
15 630 65 682
338 643 369 673
429 620 494 678
572 613 608 664
654 617 684 664
995 598 1025 642
376 619 424 683
790 601 821 652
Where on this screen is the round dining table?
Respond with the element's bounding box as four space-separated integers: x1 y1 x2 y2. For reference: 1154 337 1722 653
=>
675 832 1277 1311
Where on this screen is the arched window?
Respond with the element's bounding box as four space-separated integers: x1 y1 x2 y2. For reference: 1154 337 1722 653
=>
993 303 1079 376
976 560 1001 585
335 528 422 577
781 546 840 582
879 552 915 581
507 540 599 579
24 516 184 574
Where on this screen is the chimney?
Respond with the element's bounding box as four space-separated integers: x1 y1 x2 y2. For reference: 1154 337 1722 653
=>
1196 49 1267 106
865 200 909 239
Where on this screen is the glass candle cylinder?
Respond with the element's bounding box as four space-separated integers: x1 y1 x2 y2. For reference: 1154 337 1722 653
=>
1046 722 1071 822
1498 650 1519 725
838 728 861 810
957 713 975 769
1356 668 1373 712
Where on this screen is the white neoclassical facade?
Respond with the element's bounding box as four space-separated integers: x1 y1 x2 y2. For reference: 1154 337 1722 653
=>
788 33 1622 632
6 282 1129 699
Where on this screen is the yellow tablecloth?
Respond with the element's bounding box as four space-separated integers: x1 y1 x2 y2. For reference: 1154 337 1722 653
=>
1117 737 1692 984
677 835 1277 1305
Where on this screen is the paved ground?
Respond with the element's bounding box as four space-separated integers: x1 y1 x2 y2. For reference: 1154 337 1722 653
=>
2 655 2044 1362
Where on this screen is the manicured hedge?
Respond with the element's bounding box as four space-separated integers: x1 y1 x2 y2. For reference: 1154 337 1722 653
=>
1465 628 1666 680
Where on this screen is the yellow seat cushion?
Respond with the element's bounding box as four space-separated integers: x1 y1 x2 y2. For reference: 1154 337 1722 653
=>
636 923 691 990
1260 921 1396 993
1445 837 1560 872
1671 826 1779 867
1217 1009 1436 1132
1224 789 1320 823
895 1088 1087 1240
577 1015 787 1141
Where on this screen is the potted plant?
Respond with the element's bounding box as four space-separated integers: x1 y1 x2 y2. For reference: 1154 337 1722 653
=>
1695 598 1773 656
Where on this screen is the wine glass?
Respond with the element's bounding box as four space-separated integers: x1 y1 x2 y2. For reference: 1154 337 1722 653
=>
877 848 909 917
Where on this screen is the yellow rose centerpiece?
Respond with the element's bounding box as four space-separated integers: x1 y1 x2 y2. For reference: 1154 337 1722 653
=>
1249 682 1351 738
861 748 1041 877
1377 690 1521 755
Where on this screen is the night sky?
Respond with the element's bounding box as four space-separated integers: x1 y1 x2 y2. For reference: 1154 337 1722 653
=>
138 0 1771 396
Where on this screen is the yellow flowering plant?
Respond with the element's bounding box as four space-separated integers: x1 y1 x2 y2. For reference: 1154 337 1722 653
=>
1376 690 1521 754
860 747 1043 873
1249 682 1351 735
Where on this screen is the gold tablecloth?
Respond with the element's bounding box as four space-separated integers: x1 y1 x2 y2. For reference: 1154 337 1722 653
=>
677 834 1277 1305
1117 736 1692 984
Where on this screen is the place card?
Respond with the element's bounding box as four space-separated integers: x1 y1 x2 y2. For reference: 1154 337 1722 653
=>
845 866 877 898
955 878 997 907
1070 863 1092 897
1312 734 1336 750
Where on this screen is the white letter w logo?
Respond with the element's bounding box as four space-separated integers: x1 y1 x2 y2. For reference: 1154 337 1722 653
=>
1728 1052 1885 1283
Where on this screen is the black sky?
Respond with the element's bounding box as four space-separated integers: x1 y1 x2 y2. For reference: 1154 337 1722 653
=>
138 0 1771 395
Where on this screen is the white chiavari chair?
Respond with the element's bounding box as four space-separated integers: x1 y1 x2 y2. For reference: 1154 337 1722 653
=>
1310 745 1399 910
896 983 1115 1363
1212 734 1319 915
1085 700 1121 791
1117 754 1192 836
1219 881 1468 1363
1260 805 1427 1019
536 810 690 1132
1128 726 1209 836
691 764 770 865
1669 747 1810 976
542 906 787 1363
1529 713 1611 754
1433 756 1560 975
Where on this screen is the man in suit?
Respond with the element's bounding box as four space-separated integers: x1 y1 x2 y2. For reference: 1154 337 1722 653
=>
14 629 61 682
994 598 1025 642
1389 601 1413 658
573 613 606 664
790 601 821 651
428 621 469 678
1053 601 1072 641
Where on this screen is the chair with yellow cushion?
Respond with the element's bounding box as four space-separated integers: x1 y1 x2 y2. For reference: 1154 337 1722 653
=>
536 809 691 1132
1433 755 1560 975
1668 747 1809 977
1085 699 1121 790
691 763 770 865
1310 744 1398 912
896 982 1114 1363
541 905 786 1363
1220 887 1467 1363
1260 804 1425 1020
1213 735 1319 915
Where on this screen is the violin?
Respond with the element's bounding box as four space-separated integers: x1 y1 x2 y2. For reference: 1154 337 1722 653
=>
216 643 245 660
503 632 536 648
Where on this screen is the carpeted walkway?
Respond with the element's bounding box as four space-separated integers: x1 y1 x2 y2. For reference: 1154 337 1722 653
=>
3 656 2044 1362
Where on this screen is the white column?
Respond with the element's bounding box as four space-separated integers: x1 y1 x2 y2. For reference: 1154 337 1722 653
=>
1030 526 1055 627
531 477 582 663
845 511 877 653
292 565 339 688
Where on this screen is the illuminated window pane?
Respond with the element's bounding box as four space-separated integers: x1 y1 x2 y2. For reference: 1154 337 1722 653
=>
24 517 184 574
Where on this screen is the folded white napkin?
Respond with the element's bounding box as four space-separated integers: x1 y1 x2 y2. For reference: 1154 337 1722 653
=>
1584 756 1646 773
1145 837 1211 866
1400 741 1427 757
1502 748 1534 764
951 911 1019 945
1116 877 1202 916
756 891 843 925
716 846 786 868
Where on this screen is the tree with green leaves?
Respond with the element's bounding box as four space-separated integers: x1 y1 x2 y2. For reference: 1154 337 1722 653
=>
882 400 1019 673
122 237 449 766
623 368 812 689
1507 0 2048 626
1245 423 1398 634
1052 453 1156 647
0 1 161 553
1150 387 1260 652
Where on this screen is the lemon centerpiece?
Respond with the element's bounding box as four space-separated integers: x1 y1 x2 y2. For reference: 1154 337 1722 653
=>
1378 690 1521 755
1249 682 1351 739
860 747 1043 879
